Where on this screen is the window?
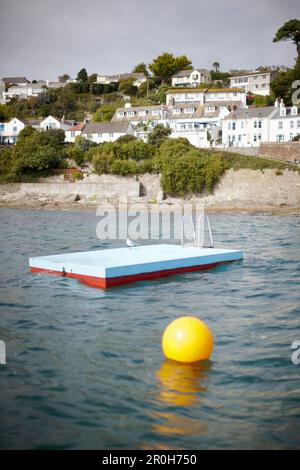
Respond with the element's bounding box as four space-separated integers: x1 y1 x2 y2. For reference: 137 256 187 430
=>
138 111 147 116
276 134 284 142
232 122 236 130
184 108 195 113
290 120 294 128
117 112 125 117
238 135 242 142
258 120 262 128
297 120 300 128
13 126 17 132
254 134 257 142
71 131 75 138
205 106 215 112
228 122 231 130
254 120 257 128
98 133 102 137
173 108 182 114
109 133 114 138
278 121 283 129
241 121 244 129
152 110 160 115
127 111 135 117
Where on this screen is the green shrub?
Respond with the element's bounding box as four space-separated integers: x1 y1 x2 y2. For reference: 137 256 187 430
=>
110 159 138 175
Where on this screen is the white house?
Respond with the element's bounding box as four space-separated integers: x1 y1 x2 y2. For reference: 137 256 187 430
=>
229 68 278 96
166 88 247 107
40 115 75 131
221 100 300 147
3 83 46 100
171 68 211 87
65 122 86 143
96 73 146 88
269 103 300 143
81 121 134 144
0 117 25 144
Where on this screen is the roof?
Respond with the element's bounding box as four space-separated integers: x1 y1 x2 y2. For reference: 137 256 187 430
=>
82 121 131 134
167 87 244 94
225 106 276 120
112 103 234 121
2 77 29 84
230 69 273 78
97 72 146 81
172 68 209 78
67 122 86 132
270 106 300 119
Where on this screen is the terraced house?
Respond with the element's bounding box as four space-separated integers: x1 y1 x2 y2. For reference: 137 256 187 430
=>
112 100 241 148
222 100 300 147
166 87 247 107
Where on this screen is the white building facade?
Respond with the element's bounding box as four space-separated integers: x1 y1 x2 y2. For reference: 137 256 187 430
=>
81 122 134 144
166 88 247 107
222 101 300 147
171 69 211 87
229 69 278 96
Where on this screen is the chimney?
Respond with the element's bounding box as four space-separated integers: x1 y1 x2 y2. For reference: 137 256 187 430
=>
274 98 279 108
61 115 65 124
279 98 285 108
125 102 132 108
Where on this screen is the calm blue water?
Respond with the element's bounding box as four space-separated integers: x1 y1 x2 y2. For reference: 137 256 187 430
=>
0 208 299 450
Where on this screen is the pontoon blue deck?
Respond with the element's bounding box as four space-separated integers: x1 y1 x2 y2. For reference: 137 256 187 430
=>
29 244 243 289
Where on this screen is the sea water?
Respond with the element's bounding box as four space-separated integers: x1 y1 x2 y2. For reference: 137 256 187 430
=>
0 209 299 449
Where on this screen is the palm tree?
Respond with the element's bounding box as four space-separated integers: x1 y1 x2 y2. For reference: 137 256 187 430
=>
213 61 220 72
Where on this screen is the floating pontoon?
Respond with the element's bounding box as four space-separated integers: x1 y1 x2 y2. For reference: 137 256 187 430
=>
29 215 243 289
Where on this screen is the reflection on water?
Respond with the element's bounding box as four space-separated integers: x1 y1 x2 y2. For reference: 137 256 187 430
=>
156 360 211 407
150 360 211 438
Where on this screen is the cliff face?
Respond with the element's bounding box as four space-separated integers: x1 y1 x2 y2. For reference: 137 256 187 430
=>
0 169 299 213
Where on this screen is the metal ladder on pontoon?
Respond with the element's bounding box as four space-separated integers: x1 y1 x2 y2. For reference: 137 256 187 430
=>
181 213 214 248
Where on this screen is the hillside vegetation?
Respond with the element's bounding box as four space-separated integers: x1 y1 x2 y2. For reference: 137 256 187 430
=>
0 125 298 196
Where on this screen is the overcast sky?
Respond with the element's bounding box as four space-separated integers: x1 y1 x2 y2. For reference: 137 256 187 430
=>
0 0 299 81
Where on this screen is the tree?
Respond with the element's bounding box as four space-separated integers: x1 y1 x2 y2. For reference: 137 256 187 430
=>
148 124 171 146
58 74 70 83
93 103 123 122
149 52 193 84
132 62 149 76
273 19 300 59
149 53 177 84
174 55 193 72
270 65 299 105
11 129 65 176
213 61 220 72
118 77 138 96
77 68 88 82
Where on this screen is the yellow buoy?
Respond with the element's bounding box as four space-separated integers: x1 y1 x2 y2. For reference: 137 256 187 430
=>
162 316 213 363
